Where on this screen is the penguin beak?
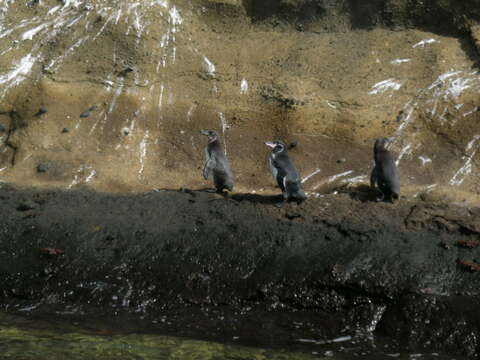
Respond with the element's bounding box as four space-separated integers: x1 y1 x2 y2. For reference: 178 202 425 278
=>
200 130 209 136
265 142 276 148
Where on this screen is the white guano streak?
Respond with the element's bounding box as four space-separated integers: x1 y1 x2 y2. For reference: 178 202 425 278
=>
449 156 475 186
92 13 115 41
61 0 83 8
45 36 88 71
390 58 411 65
204 56 215 76
395 144 412 166
313 171 353 190
240 78 248 94
0 54 36 90
301 169 321 184
158 84 165 110
466 135 480 152
369 79 403 95
394 101 416 137
341 174 368 184
168 6 182 33
413 38 437 48
219 112 228 155
21 23 48 40
139 131 149 176
187 104 195 121
108 80 125 114
325 100 336 109
85 169 96 183
418 156 432 166
449 135 480 186
326 171 354 183
445 77 473 98
154 0 168 8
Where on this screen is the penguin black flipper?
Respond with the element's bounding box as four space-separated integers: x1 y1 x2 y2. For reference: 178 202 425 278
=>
370 165 377 189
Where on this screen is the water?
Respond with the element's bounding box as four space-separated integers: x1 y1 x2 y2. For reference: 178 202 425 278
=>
0 312 317 360
0 309 456 360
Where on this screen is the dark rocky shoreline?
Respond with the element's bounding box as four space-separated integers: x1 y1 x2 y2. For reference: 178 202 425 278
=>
0 184 479 357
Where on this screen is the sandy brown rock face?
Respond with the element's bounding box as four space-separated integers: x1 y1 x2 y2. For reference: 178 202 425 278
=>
0 0 479 200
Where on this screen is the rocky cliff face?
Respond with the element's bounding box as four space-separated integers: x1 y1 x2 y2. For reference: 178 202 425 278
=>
1 0 480 199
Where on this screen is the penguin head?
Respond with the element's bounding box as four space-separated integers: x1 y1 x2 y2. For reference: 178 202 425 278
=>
200 129 218 143
374 137 394 153
265 140 287 155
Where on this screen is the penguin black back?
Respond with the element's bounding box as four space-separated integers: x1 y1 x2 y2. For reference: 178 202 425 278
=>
201 130 234 192
371 137 400 202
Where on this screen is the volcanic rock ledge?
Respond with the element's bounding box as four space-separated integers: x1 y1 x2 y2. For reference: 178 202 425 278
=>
0 185 479 356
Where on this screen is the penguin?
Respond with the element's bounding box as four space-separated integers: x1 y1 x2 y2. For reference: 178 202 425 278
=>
265 140 306 205
370 137 400 202
200 130 234 193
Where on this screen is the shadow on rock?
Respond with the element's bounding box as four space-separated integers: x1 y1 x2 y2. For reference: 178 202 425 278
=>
231 193 282 205
335 184 379 202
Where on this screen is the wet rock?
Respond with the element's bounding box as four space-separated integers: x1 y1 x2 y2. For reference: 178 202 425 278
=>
36 163 50 173
456 259 480 272
179 188 196 196
439 241 451 250
16 200 36 211
118 66 134 77
285 211 301 220
470 24 480 54
9 288 26 298
80 105 97 118
378 294 480 358
0 124 6 133
34 106 47 117
456 240 480 249
39 248 64 257
0 188 479 357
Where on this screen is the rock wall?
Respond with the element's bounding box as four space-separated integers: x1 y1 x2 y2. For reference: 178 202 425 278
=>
0 0 480 198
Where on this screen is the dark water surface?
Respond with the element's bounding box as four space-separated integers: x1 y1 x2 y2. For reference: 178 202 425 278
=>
0 306 456 360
